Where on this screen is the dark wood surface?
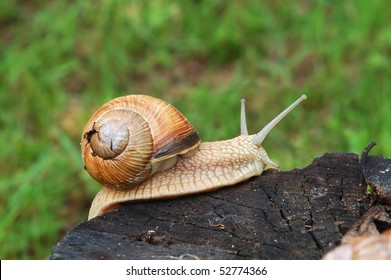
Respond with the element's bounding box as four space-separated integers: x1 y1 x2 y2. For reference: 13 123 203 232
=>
50 152 391 260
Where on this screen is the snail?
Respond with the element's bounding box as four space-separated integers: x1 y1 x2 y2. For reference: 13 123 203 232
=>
322 229 391 260
81 94 307 220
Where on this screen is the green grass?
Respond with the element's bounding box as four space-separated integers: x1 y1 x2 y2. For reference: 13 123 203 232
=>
1 0 391 259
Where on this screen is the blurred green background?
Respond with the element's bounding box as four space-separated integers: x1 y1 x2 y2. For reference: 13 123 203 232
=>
1 0 391 259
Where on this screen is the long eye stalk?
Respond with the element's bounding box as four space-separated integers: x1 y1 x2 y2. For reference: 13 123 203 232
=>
253 95 307 146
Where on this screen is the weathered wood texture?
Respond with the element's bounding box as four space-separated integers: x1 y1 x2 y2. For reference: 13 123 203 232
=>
50 152 384 260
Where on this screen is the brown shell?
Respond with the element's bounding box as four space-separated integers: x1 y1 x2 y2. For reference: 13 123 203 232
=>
323 229 391 260
81 95 200 190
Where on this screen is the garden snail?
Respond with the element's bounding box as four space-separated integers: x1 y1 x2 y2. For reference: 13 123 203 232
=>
81 94 307 220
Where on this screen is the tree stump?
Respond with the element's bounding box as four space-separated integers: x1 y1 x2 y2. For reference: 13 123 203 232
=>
49 151 391 260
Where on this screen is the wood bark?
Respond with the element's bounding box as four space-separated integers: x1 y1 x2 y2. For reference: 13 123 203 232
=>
49 152 391 260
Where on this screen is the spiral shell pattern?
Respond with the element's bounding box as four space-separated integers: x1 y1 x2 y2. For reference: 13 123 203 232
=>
81 95 200 190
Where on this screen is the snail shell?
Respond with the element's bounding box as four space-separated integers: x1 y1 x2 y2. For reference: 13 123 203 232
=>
81 95 200 190
323 229 391 260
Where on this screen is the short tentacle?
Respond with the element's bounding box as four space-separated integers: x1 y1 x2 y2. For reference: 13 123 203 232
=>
240 98 249 136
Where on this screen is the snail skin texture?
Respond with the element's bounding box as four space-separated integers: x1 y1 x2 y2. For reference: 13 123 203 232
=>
81 94 307 219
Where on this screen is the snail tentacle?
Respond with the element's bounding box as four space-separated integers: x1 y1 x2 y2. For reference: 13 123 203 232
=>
252 95 307 146
240 98 249 136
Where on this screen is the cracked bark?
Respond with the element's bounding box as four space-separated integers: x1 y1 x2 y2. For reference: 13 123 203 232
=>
50 152 382 260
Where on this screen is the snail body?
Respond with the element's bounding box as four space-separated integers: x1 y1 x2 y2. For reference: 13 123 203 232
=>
82 94 307 219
